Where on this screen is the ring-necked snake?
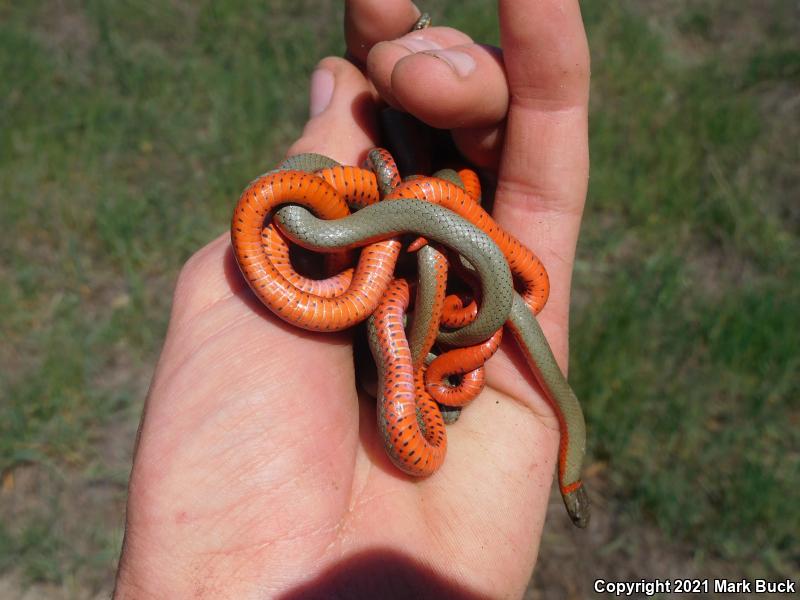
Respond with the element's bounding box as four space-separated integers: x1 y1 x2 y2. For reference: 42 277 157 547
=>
272 199 588 527
230 149 589 527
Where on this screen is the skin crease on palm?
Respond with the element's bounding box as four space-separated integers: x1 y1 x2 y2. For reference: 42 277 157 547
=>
114 1 590 598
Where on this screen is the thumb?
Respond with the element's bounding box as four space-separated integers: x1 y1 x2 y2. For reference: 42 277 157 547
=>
287 56 379 165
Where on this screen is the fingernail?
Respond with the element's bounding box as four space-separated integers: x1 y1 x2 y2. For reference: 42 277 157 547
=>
396 36 441 54
309 68 334 118
423 49 476 77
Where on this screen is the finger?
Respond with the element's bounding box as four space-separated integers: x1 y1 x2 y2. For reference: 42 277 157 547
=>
366 27 475 108
501 0 591 110
451 124 504 169
286 56 379 165
395 43 508 130
368 29 509 167
492 0 590 364
345 0 424 66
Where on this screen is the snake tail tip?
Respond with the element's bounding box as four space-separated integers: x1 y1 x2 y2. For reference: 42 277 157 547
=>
563 484 590 529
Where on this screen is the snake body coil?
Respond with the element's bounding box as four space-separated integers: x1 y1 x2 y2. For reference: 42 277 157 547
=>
230 151 590 527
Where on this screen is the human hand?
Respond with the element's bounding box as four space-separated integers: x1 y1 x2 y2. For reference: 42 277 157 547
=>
114 1 589 598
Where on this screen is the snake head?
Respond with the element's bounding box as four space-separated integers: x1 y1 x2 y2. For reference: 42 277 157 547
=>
563 485 591 528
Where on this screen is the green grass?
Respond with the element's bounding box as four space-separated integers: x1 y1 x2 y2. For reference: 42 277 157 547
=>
575 0 799 577
0 0 797 592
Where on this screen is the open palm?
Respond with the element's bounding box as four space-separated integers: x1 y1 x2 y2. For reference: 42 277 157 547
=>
115 1 589 598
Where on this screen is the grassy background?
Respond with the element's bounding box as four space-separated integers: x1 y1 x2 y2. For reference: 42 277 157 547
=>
1 0 798 597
